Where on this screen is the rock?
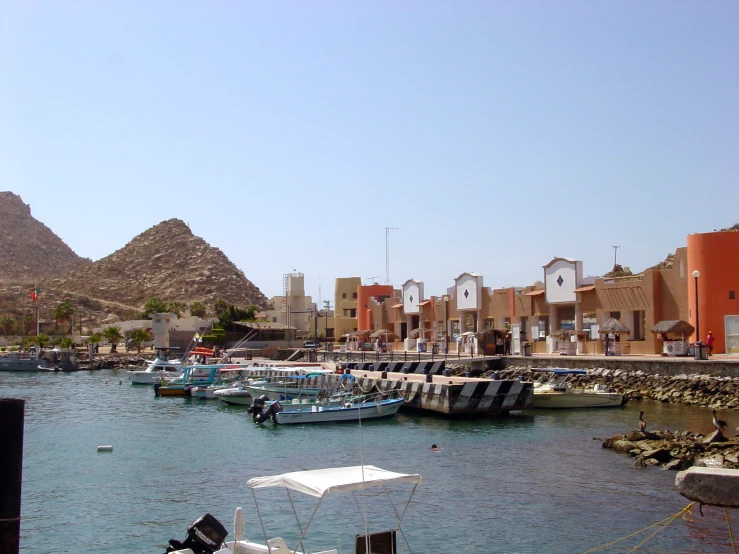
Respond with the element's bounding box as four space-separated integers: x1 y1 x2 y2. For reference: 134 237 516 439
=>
641 448 672 463
612 440 637 454
704 430 730 444
663 459 688 471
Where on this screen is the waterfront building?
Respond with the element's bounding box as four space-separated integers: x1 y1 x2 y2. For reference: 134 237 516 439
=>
334 277 361 339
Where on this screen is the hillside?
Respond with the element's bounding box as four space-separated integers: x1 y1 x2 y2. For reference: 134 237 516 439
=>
47 218 268 314
0 192 90 282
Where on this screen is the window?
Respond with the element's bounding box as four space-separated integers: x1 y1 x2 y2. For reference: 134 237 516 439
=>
731 290 736 300
352 292 358 299
342 293 347 299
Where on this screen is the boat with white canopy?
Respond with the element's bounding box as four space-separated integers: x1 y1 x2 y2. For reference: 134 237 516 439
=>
165 465 422 554
532 369 625 408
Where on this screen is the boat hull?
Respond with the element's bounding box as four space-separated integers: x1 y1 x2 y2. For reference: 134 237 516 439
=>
274 398 404 424
128 370 183 385
215 392 253 406
532 391 624 409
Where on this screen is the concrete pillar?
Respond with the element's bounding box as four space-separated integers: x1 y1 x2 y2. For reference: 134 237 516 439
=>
676 467 739 508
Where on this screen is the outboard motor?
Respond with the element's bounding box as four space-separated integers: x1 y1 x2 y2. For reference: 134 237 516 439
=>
165 512 228 554
255 400 283 424
247 394 269 421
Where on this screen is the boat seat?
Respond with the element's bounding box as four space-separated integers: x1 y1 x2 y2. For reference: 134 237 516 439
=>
267 537 292 553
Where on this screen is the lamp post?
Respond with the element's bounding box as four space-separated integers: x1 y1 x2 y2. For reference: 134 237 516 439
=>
692 270 700 344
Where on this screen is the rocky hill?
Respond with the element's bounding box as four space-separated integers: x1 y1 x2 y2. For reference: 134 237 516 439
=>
0 214 269 332
0 192 90 282
46 218 268 317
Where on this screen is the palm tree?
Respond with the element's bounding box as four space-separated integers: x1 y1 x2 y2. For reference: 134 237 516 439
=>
102 326 123 353
189 301 207 318
53 302 75 336
0 316 15 336
21 315 34 335
128 328 151 353
34 333 50 348
168 302 186 318
59 337 74 350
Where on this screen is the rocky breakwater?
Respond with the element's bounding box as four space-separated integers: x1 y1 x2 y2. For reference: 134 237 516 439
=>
495 367 739 411
76 353 151 370
602 429 739 471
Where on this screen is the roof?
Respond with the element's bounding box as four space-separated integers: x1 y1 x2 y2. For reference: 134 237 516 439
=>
525 290 545 296
574 285 596 293
650 320 695 336
234 321 296 331
391 303 404 309
246 465 422 498
417 300 431 306
599 317 631 334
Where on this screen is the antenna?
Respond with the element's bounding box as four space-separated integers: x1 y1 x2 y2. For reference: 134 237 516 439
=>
365 276 379 285
612 245 620 268
385 226 398 285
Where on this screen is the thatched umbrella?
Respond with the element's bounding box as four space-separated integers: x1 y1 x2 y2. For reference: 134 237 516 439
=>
599 317 630 335
352 330 372 337
370 329 399 340
650 320 694 339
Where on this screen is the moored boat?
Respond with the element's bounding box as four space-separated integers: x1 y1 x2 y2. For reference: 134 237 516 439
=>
154 364 223 397
127 356 183 384
0 348 79 372
165 464 422 554
532 369 625 408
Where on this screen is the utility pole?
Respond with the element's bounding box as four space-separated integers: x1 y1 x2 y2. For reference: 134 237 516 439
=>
385 227 398 285
612 245 620 269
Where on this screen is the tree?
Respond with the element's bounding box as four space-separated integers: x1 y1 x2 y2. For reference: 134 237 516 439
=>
141 297 168 318
102 326 123 353
128 328 151 353
217 304 258 330
189 301 207 318
33 333 50 348
167 302 187 318
59 337 74 349
86 332 103 347
21 315 35 335
213 299 229 317
0 316 15 336
53 302 75 336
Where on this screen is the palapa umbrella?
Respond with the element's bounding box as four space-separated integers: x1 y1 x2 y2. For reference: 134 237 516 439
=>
650 320 694 339
598 317 631 335
370 329 398 340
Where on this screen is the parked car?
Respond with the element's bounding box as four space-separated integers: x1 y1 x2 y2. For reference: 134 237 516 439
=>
302 341 321 349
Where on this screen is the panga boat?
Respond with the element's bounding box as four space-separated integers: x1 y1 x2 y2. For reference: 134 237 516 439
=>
127 356 183 384
154 365 223 397
249 391 405 425
532 369 625 408
165 465 422 554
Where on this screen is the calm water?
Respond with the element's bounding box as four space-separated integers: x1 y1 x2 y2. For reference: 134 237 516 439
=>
2 369 737 554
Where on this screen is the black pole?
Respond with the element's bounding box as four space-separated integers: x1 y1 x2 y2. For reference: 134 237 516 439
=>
694 275 700 343
0 398 24 554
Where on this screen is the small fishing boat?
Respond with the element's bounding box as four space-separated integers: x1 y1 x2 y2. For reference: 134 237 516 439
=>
127 356 183 384
190 366 248 399
154 365 223 397
244 369 335 402
251 391 405 425
165 464 422 554
532 369 625 408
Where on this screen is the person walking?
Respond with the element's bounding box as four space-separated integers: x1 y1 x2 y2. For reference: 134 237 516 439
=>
706 331 715 357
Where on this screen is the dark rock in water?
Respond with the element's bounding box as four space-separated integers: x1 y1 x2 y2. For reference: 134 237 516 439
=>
662 459 689 471
641 448 672 463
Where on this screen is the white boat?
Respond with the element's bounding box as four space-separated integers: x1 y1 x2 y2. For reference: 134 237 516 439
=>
165 465 422 554
251 391 405 425
532 369 625 408
0 348 79 372
190 366 249 399
127 356 183 384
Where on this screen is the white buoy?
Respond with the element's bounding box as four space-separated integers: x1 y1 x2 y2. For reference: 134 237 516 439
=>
97 445 113 452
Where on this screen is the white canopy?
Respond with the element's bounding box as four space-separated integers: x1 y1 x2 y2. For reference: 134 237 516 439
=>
246 465 422 499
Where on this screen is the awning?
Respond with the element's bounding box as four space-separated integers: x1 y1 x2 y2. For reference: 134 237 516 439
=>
391 303 403 309
525 290 545 296
247 465 422 499
417 300 431 306
574 285 596 293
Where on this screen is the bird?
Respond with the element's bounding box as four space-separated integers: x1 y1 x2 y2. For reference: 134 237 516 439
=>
712 409 729 437
639 411 646 432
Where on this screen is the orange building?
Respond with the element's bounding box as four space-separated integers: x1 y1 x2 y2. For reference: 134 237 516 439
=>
687 231 739 354
357 284 395 331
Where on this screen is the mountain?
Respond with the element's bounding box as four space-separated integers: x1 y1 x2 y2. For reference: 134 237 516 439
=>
0 192 90 282
46 218 269 319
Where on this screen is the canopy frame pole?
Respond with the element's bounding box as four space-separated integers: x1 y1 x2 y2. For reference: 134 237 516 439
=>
293 494 324 554
285 488 306 554
253 488 271 553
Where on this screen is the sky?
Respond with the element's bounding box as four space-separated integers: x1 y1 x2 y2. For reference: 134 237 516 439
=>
2 1 738 306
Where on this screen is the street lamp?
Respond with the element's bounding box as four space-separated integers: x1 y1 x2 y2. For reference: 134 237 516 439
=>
692 270 700 344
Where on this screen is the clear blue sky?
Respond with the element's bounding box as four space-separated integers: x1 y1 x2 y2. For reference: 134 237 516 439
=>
3 1 738 305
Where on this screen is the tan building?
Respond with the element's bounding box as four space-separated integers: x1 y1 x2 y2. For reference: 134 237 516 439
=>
334 277 361 339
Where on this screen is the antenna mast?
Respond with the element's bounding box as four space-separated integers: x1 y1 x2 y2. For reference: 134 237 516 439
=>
385 226 398 285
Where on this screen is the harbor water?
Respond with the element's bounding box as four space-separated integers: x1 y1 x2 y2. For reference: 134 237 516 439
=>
3 369 736 553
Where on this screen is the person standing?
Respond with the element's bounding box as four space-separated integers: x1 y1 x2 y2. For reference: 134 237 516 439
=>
706 331 715 357
457 335 463 353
